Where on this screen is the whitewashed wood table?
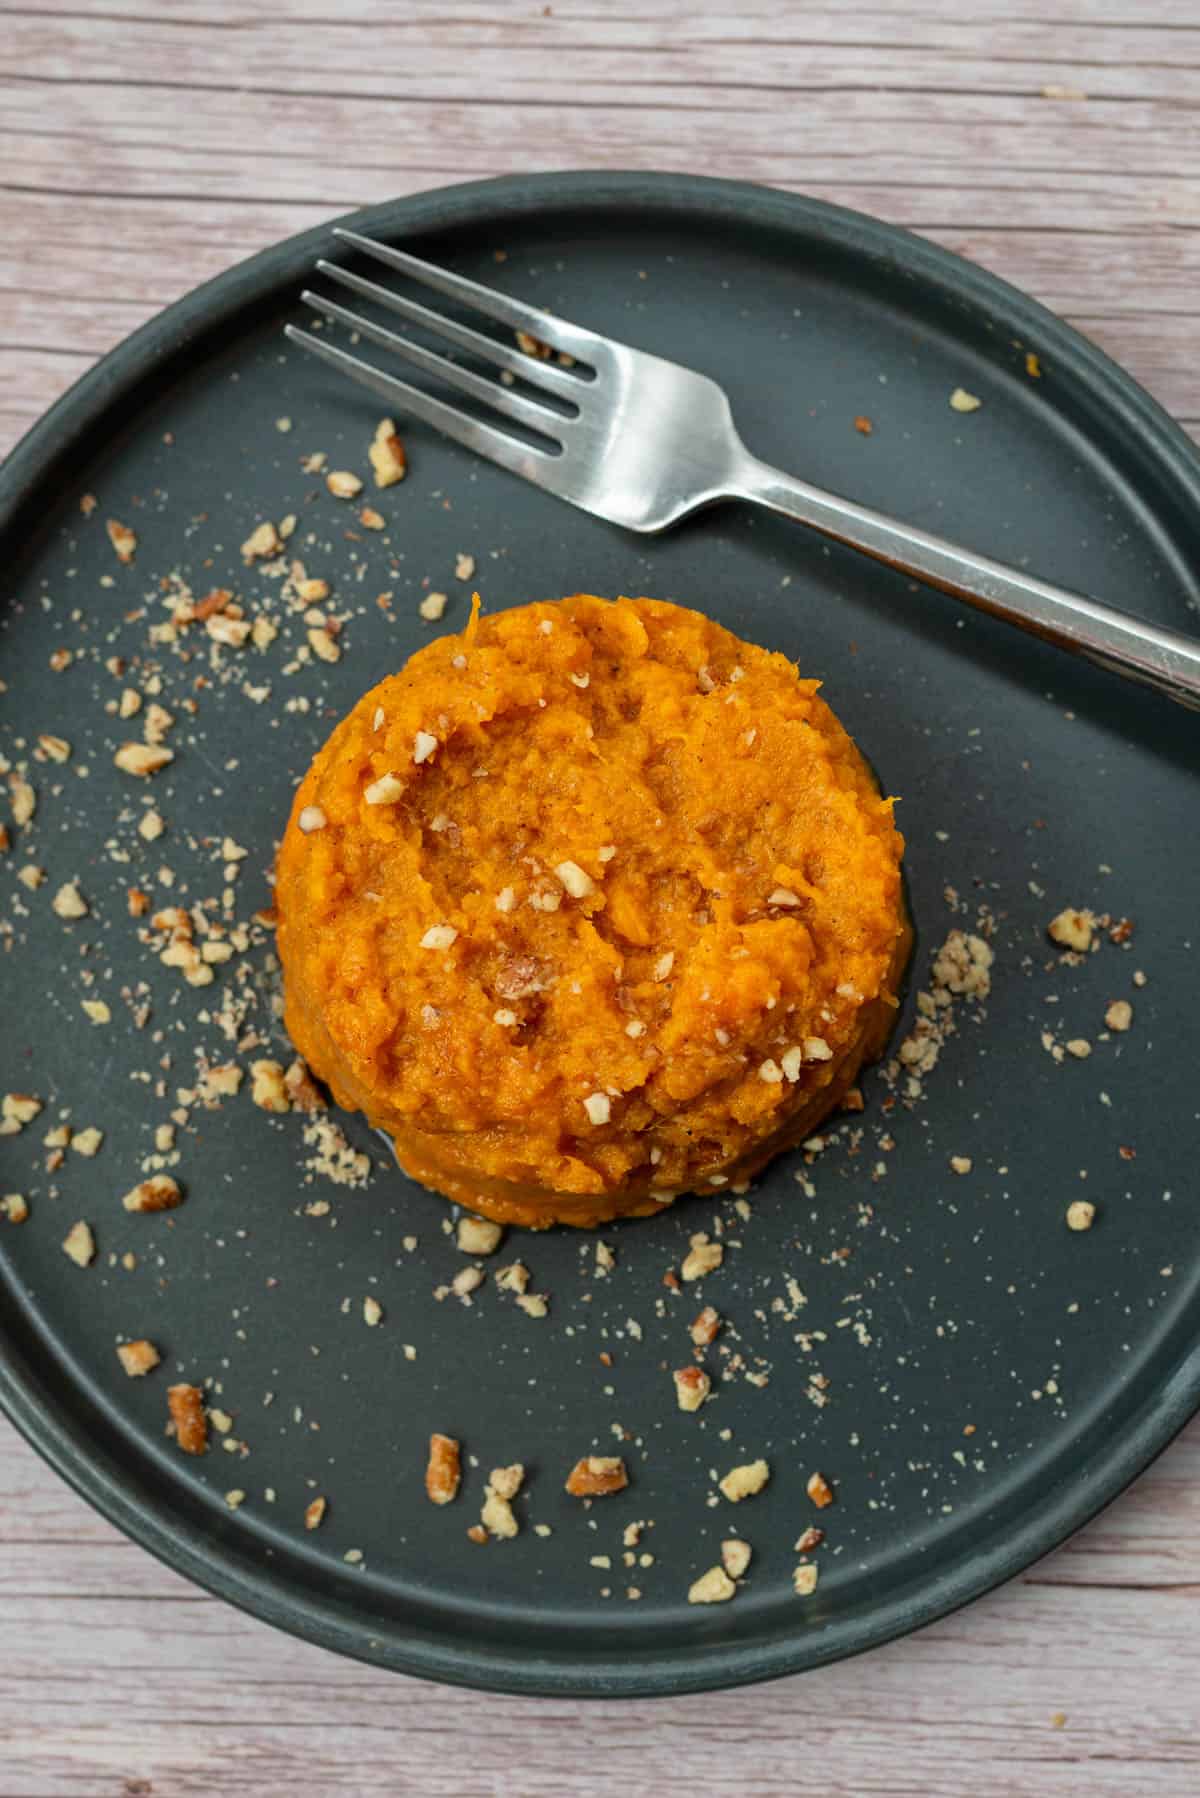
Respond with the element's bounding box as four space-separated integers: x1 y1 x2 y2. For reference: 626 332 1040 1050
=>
2 3 1198 1792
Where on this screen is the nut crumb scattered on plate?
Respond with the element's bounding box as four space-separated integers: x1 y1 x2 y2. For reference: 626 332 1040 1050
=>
105 519 137 563
368 419 406 487
1048 907 1094 952
681 1234 723 1281
116 1339 160 1378
425 1432 462 1505
167 1383 208 1455
481 1464 524 1539
673 1366 711 1412
61 1220 95 1267
719 1460 769 1503
721 1539 752 1578
688 1565 735 1604
456 1215 503 1256
565 1456 628 1497
326 470 363 500
806 1471 835 1509
690 1305 721 1346
122 1175 183 1214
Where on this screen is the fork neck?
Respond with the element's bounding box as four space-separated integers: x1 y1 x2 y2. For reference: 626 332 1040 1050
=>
728 453 1200 710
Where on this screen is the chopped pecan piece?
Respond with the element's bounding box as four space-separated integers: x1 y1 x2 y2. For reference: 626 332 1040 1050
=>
116 1339 160 1378
250 1059 290 1112
61 1220 95 1266
114 742 174 777
673 1366 711 1412
191 587 233 622
122 1175 183 1213
680 1233 723 1281
720 1539 752 1579
326 470 363 500
106 519 137 564
565 1455 628 1498
719 1459 770 1502
369 418 407 487
806 1470 835 1509
456 1215 504 1256
167 1383 208 1455
425 1432 462 1505
283 1057 326 1112
690 1305 721 1346
481 1466 523 1540
688 1565 735 1605
1047 907 1094 952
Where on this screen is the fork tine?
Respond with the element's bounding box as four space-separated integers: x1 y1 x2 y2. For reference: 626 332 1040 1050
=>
300 291 566 441
315 259 585 401
333 227 598 363
283 326 557 485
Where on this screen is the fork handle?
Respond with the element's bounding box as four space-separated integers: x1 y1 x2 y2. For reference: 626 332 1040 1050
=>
735 456 1200 710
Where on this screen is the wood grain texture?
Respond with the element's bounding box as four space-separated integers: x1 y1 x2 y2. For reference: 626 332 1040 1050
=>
2 2 1199 1792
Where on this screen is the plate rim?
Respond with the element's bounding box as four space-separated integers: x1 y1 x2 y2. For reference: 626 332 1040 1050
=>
2 168 1199 1698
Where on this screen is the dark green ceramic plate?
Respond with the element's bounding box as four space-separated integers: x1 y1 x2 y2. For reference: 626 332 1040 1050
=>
1 173 1198 1697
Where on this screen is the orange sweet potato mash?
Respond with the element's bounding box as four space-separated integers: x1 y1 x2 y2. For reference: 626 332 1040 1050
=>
275 596 909 1229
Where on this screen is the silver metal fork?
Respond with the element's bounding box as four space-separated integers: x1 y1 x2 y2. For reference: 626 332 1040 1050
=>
287 228 1200 710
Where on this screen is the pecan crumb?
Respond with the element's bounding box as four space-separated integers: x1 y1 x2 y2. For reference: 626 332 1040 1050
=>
241 521 280 562
250 1059 290 1112
283 1058 326 1112
326 471 364 500
425 1432 462 1505
61 1220 96 1266
690 1305 721 1346
565 1455 628 1497
116 1339 160 1378
114 742 174 778
481 1465 524 1539
456 1215 504 1256
672 1366 711 1412
1048 908 1094 952
719 1459 770 1503
721 1538 752 1578
122 1175 183 1213
106 519 137 563
806 1471 835 1509
369 418 407 487
167 1383 208 1455
688 1565 735 1605
681 1233 723 1281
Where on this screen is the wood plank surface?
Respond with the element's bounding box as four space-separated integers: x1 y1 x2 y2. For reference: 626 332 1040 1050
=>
2 2 1199 1793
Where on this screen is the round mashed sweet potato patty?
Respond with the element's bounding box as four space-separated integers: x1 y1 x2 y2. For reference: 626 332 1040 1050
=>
275 595 909 1228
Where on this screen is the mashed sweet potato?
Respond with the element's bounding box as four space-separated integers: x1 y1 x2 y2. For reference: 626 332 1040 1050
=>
275 596 909 1228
